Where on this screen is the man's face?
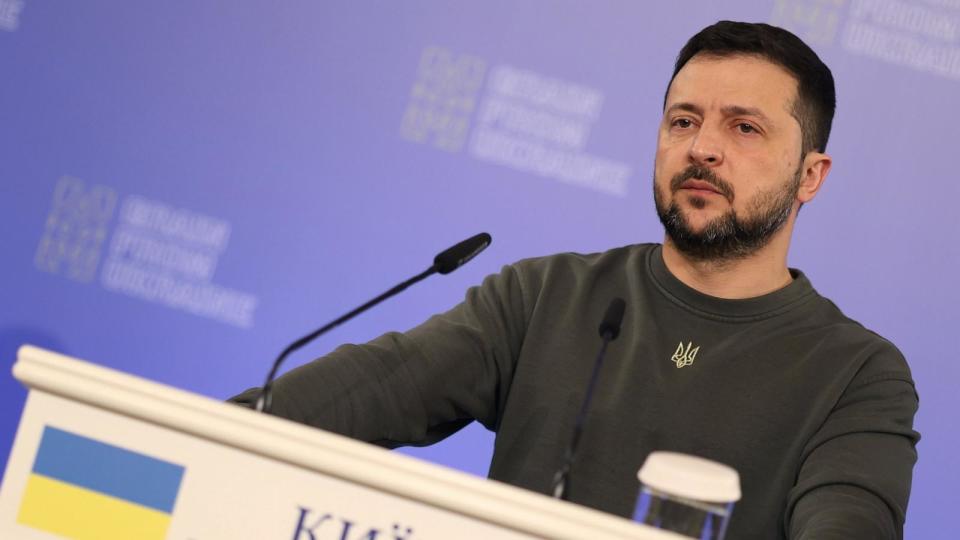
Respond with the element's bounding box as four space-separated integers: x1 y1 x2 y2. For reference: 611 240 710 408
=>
653 54 806 261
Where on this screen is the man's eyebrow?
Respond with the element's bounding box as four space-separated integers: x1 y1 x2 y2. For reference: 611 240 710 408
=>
721 105 771 122
665 102 703 116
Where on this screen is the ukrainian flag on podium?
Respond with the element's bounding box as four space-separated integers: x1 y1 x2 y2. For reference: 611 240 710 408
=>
17 425 185 540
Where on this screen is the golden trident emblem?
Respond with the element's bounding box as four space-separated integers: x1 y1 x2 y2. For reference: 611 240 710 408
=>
671 342 700 368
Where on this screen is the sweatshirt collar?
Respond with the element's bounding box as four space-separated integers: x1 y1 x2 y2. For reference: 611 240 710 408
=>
646 244 816 320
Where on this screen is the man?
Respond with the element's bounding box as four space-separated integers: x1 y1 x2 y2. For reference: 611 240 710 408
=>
233 21 919 539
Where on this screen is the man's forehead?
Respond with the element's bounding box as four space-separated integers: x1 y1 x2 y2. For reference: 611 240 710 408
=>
665 53 799 115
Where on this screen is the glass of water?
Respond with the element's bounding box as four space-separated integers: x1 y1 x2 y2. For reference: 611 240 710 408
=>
633 452 741 540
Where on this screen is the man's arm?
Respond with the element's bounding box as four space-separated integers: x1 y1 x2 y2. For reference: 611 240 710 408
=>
785 347 920 540
230 263 531 447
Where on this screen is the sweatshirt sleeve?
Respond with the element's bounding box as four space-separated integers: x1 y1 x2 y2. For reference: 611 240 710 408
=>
785 343 920 540
229 263 530 447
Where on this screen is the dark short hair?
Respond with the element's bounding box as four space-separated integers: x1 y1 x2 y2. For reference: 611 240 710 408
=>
667 21 836 155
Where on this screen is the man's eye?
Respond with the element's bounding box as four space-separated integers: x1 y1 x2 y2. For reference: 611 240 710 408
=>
673 118 693 129
737 123 757 134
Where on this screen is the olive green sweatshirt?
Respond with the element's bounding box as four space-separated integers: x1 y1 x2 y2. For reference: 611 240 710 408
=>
232 243 919 539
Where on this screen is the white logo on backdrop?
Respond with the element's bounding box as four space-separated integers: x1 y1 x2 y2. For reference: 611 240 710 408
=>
772 0 847 45
100 196 258 328
843 0 960 80
400 47 487 152
35 177 259 329
469 66 630 197
0 0 23 32
401 47 632 197
35 177 117 283
773 0 960 81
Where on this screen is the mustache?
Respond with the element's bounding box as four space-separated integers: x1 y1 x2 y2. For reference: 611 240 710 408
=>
670 165 734 201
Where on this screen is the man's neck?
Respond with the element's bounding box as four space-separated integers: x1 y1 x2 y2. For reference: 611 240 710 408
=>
660 235 794 300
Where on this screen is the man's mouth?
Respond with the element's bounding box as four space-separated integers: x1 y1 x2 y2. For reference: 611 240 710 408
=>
668 165 735 201
679 179 723 195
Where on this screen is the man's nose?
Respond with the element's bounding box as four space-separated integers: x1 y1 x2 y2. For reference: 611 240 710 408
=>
689 126 724 166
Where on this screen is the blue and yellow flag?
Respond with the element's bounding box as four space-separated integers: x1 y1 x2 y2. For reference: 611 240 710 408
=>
17 425 185 540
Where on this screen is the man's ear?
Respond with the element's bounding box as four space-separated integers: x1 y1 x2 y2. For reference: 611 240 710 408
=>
797 151 831 204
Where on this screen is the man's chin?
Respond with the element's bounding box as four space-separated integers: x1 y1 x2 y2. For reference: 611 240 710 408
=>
678 217 715 233
672 208 728 232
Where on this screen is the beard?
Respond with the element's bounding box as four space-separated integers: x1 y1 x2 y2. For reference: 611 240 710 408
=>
654 164 801 262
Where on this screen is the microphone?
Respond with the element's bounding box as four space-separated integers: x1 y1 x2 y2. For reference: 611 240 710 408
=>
598 298 626 340
254 232 493 413
434 233 491 274
551 297 626 501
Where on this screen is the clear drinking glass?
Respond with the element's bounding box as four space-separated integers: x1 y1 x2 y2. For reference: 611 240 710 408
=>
633 452 741 540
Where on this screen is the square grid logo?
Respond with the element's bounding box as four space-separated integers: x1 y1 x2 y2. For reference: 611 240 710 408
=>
34 176 118 283
771 0 847 46
400 47 487 152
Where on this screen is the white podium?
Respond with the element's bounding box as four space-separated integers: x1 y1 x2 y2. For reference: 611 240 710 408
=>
0 346 681 539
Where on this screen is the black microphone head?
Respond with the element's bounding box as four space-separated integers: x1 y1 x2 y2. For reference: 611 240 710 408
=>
433 232 492 275
598 298 626 340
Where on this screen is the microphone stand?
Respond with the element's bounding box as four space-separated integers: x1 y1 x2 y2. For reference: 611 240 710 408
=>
254 267 436 413
551 298 625 500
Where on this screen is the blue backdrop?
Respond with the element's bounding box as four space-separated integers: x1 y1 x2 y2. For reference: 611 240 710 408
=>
2 2 957 537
